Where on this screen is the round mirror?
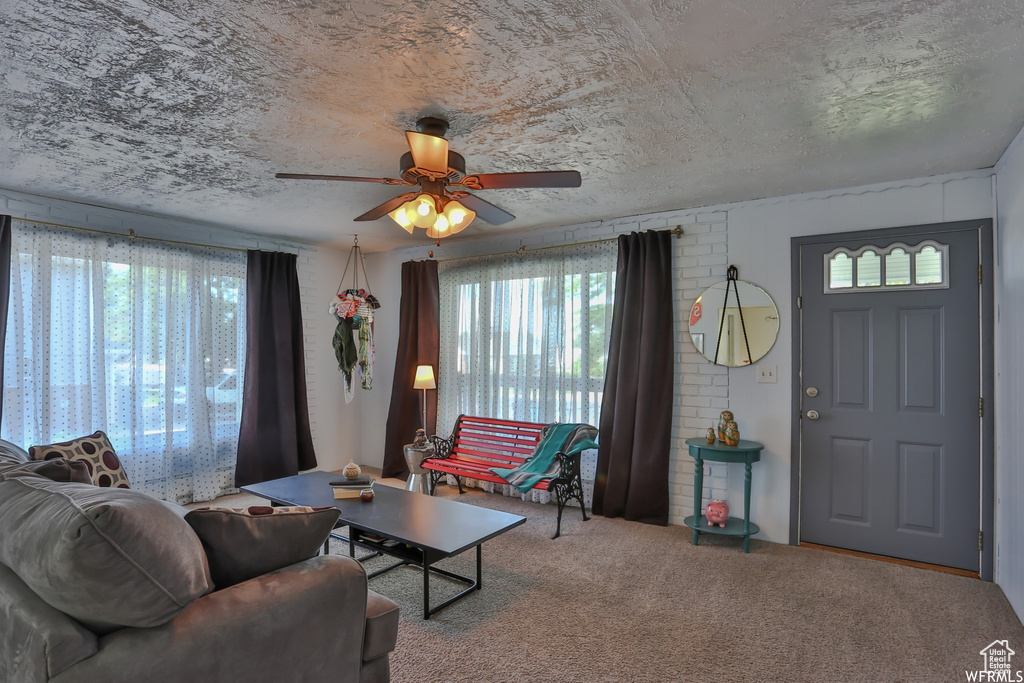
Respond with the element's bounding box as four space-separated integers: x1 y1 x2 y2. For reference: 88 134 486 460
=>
688 279 780 366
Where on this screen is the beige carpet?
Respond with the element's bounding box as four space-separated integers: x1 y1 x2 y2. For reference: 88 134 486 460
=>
205 474 1024 682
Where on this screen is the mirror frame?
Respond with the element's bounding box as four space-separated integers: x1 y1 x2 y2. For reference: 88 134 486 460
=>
687 266 780 367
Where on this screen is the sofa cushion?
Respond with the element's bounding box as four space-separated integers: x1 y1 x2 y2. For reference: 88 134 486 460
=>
10 457 94 484
0 438 30 464
29 431 131 489
184 505 341 589
363 589 400 662
0 476 213 633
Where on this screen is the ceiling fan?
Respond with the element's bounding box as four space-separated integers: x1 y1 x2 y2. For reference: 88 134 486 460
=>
275 117 582 240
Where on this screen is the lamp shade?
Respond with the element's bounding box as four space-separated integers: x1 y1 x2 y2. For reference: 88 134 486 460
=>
413 364 436 390
388 204 415 233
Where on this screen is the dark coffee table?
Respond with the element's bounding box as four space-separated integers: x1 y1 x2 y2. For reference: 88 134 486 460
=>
241 470 526 619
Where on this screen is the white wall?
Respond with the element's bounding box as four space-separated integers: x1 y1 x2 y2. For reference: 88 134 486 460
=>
994 127 1024 620
362 169 995 547
0 188 357 474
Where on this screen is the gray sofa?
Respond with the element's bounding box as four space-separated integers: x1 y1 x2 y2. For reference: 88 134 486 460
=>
0 440 399 682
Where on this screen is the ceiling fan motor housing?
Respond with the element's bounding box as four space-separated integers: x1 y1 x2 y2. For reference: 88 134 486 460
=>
415 116 450 138
400 150 466 184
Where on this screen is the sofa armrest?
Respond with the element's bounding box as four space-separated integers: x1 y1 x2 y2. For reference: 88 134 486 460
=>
53 555 371 683
0 562 99 682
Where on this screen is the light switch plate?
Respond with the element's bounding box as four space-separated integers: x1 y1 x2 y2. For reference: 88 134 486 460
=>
757 364 777 383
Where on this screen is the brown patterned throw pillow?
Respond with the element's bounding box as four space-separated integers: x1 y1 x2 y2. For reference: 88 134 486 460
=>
184 505 341 588
28 431 131 489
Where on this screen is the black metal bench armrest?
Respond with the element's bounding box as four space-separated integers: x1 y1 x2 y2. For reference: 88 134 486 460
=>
424 434 454 464
548 449 582 486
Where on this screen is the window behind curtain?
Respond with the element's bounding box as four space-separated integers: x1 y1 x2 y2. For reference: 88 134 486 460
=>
1 222 246 504
437 242 616 432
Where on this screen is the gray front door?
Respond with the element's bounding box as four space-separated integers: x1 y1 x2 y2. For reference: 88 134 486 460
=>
798 225 983 571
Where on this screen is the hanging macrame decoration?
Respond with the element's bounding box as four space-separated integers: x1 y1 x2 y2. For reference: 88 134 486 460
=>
330 236 381 403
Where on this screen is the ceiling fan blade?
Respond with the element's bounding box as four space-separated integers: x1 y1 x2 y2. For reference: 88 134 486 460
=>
353 193 417 221
461 170 582 190
276 172 402 184
405 131 449 174
458 193 516 225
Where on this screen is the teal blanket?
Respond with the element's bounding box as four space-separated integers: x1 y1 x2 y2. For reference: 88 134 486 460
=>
491 423 599 493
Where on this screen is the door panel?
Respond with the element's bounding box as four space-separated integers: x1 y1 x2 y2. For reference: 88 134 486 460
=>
900 308 942 411
800 228 980 570
832 310 871 408
829 437 871 523
897 442 941 532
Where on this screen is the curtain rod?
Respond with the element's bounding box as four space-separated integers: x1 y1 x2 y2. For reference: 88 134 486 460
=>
13 217 249 254
435 225 684 263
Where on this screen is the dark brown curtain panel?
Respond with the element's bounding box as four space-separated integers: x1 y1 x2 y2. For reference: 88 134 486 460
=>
593 230 674 525
382 260 439 479
0 216 10 424
235 250 317 486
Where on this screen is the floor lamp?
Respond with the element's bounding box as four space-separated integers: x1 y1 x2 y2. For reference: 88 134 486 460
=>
413 365 436 437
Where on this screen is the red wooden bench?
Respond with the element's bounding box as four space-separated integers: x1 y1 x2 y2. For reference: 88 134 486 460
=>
422 415 591 539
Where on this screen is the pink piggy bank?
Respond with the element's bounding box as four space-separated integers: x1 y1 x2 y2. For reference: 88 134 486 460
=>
705 500 729 527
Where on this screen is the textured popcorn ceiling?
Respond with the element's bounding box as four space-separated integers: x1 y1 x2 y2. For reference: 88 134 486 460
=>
1 0 1023 251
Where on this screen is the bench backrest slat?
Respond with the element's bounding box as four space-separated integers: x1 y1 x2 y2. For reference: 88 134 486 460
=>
448 415 547 466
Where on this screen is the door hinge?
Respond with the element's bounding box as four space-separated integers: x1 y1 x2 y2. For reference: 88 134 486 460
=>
797 296 803 309
979 397 984 417
979 264 983 284
979 531 984 551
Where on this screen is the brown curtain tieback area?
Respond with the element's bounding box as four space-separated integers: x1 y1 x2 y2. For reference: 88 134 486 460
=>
235 250 317 486
593 230 674 525
382 260 439 479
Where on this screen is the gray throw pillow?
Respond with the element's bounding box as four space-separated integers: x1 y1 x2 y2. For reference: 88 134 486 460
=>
184 505 341 588
7 458 94 484
0 476 213 633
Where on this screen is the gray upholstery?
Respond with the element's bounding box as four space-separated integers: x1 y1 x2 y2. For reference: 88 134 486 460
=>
360 654 391 683
0 475 213 633
364 590 401 662
0 455 400 682
0 563 98 681
184 505 341 588
49 556 375 683
0 457 92 484
0 438 30 463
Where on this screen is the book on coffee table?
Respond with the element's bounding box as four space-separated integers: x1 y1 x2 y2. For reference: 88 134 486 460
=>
330 476 374 488
331 477 374 499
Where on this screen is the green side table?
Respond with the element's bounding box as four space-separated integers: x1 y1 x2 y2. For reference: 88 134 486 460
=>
683 437 764 553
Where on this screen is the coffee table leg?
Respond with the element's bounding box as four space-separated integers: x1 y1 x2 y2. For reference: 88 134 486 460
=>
423 560 430 620
476 545 482 590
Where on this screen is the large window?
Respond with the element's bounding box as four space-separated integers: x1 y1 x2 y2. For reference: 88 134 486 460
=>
2 222 246 503
437 242 616 431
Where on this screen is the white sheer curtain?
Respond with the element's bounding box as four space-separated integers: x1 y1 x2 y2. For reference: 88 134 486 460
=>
2 221 246 504
437 241 616 505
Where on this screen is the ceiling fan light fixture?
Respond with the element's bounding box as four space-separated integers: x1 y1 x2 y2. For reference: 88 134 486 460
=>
427 215 450 239
388 205 415 233
443 200 475 235
405 194 437 228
